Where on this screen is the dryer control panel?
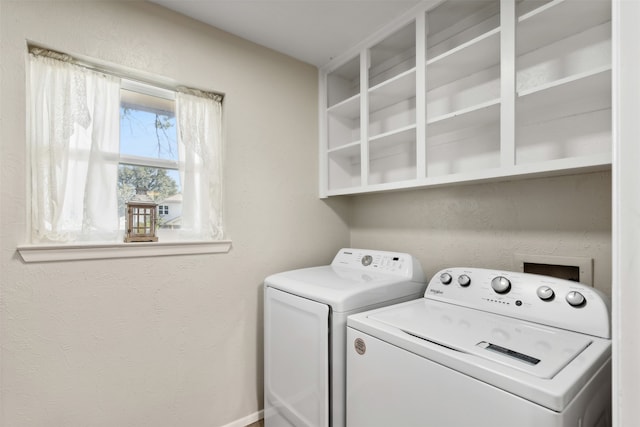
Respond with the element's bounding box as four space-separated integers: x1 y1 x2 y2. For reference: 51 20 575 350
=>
425 267 611 339
331 248 425 281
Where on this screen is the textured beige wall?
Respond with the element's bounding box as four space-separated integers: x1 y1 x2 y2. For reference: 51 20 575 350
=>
350 172 612 296
0 1 349 426
0 1 615 426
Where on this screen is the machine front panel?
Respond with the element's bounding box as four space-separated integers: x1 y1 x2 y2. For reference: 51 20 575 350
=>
265 287 330 427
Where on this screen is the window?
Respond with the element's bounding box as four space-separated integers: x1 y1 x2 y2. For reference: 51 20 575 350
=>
119 80 181 233
26 49 224 247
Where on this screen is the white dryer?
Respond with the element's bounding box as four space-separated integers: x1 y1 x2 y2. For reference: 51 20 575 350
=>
347 267 612 427
264 248 426 427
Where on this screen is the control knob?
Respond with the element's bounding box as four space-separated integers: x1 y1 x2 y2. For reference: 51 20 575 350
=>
458 274 471 287
537 286 555 301
440 273 452 285
491 276 511 294
566 291 586 307
361 255 373 266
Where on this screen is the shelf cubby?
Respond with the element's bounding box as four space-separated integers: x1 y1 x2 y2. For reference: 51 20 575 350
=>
427 27 501 90
328 143 362 190
327 99 361 150
515 0 611 167
369 21 416 88
369 126 417 185
516 67 611 165
327 55 360 108
426 0 500 60
517 0 611 56
369 69 416 114
426 122 501 178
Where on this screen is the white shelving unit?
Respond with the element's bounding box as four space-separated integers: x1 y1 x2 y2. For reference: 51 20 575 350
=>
319 0 612 197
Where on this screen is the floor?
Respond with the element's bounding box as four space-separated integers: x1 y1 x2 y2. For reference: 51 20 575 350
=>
246 421 264 427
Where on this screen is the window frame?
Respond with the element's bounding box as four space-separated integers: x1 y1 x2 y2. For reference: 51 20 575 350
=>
18 51 231 262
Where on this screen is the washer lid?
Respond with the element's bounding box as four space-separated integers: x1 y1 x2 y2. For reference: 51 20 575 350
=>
264 266 425 312
348 298 611 411
369 299 592 380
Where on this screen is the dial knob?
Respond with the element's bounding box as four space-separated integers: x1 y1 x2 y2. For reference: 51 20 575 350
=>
458 274 471 287
537 286 555 301
566 291 586 307
440 273 452 285
361 255 373 266
491 276 511 294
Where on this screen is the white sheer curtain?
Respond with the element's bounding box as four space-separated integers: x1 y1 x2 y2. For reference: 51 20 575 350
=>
176 92 224 240
29 54 121 243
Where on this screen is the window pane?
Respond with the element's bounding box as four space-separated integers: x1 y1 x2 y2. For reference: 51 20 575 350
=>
118 165 181 230
120 89 177 161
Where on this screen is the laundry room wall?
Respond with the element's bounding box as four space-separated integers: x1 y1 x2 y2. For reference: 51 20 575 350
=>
350 171 612 296
0 1 349 426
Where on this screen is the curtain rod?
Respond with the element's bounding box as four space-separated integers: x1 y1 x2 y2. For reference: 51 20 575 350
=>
29 46 225 102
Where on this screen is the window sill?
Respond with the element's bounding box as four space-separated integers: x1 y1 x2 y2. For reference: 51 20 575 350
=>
17 240 232 263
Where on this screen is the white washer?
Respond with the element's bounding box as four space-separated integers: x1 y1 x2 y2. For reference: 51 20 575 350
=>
264 248 426 427
347 267 612 427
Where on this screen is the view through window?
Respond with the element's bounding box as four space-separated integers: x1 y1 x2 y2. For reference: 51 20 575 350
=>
119 82 182 233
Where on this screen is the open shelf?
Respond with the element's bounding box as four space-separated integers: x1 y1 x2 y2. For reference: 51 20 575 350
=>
327 55 360 108
327 108 361 150
328 140 361 157
369 21 416 88
517 0 611 56
515 108 611 166
327 93 360 119
328 146 361 191
426 122 501 178
516 68 611 166
516 21 611 95
370 124 416 149
518 66 611 105
369 68 416 113
427 27 500 89
427 99 500 137
369 126 417 185
427 0 500 57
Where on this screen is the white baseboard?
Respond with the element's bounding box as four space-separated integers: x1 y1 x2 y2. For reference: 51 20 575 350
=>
220 410 264 427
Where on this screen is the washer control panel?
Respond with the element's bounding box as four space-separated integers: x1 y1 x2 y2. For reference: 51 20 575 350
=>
425 267 611 338
331 248 426 281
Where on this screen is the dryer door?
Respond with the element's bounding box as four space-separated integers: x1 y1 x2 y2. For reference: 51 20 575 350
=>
264 287 329 427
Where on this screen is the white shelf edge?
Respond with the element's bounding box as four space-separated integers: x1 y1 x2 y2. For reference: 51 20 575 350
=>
327 92 361 113
517 65 612 98
328 140 361 154
427 27 501 66
427 98 501 125
368 67 417 93
325 153 611 196
369 124 417 142
17 240 233 263
518 0 565 24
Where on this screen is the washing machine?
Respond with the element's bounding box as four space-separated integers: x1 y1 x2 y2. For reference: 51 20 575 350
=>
347 267 612 427
263 248 426 427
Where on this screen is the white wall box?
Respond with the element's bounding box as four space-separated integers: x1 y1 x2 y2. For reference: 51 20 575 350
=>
319 0 612 197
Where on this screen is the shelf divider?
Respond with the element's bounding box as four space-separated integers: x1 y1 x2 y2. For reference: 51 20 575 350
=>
501 0 516 168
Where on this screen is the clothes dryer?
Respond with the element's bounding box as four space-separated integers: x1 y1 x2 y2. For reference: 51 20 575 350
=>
264 248 426 427
347 267 611 427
